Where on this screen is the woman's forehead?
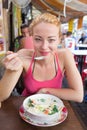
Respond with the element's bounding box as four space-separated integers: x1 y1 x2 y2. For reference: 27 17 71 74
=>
33 22 59 35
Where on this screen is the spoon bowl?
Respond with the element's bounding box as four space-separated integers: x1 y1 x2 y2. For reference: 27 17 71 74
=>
34 56 47 60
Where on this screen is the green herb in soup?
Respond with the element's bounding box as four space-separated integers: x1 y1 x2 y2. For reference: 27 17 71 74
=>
48 105 58 115
26 98 59 115
28 99 34 107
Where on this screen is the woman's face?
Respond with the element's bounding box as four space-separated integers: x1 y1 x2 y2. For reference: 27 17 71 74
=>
32 22 60 56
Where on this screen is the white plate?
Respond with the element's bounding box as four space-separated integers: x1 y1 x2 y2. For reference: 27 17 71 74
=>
19 94 68 127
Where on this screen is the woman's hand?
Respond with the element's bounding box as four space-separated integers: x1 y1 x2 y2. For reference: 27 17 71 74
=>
37 88 50 94
2 51 23 71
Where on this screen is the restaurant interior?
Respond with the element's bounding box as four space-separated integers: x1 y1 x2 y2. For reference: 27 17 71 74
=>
0 0 87 130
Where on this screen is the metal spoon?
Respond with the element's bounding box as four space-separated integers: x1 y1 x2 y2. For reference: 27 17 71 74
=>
34 56 46 60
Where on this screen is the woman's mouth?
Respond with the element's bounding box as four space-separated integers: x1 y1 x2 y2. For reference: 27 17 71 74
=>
39 51 49 56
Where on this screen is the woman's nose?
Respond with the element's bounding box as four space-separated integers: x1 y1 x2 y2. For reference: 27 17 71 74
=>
41 40 48 49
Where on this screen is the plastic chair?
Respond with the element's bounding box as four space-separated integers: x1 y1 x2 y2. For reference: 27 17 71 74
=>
83 56 87 68
74 55 78 67
82 69 87 81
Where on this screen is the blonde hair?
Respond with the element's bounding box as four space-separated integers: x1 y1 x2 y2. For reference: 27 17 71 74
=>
29 13 61 36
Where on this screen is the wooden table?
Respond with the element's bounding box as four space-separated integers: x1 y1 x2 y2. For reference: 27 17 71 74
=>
0 96 85 130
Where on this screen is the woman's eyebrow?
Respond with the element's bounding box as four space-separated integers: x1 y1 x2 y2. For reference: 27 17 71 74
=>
34 35 57 39
48 36 57 38
34 35 42 38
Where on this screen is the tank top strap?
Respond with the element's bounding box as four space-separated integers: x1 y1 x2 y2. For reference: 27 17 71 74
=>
29 52 35 68
55 53 63 75
55 53 59 67
25 52 35 75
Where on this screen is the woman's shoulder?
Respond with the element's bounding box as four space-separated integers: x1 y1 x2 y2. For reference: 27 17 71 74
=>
56 48 73 57
55 48 75 72
56 48 74 64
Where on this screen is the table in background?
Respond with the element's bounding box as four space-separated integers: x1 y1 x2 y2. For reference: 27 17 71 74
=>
72 50 87 74
0 96 85 130
76 44 87 50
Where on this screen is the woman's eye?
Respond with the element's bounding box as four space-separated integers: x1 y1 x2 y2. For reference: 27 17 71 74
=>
34 38 41 42
48 39 56 43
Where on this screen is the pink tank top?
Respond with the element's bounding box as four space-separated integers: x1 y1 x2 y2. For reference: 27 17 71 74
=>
22 54 64 96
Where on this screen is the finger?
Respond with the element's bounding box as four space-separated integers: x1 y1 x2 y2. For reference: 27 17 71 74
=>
6 57 23 71
6 53 18 60
6 51 13 55
2 53 18 65
2 54 18 66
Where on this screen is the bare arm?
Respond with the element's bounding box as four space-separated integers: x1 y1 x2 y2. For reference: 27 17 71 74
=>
0 52 23 102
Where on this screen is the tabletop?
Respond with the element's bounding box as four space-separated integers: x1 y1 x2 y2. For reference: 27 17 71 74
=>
0 96 85 130
72 50 87 55
72 50 87 74
76 44 87 48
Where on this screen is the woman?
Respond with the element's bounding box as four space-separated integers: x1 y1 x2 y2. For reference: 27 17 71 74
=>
0 13 83 103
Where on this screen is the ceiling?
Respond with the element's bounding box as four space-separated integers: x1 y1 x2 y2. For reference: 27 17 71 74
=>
3 0 87 23
32 0 87 23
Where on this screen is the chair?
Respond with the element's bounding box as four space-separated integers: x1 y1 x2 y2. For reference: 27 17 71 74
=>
83 56 87 68
74 55 78 67
82 69 87 103
82 69 87 82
